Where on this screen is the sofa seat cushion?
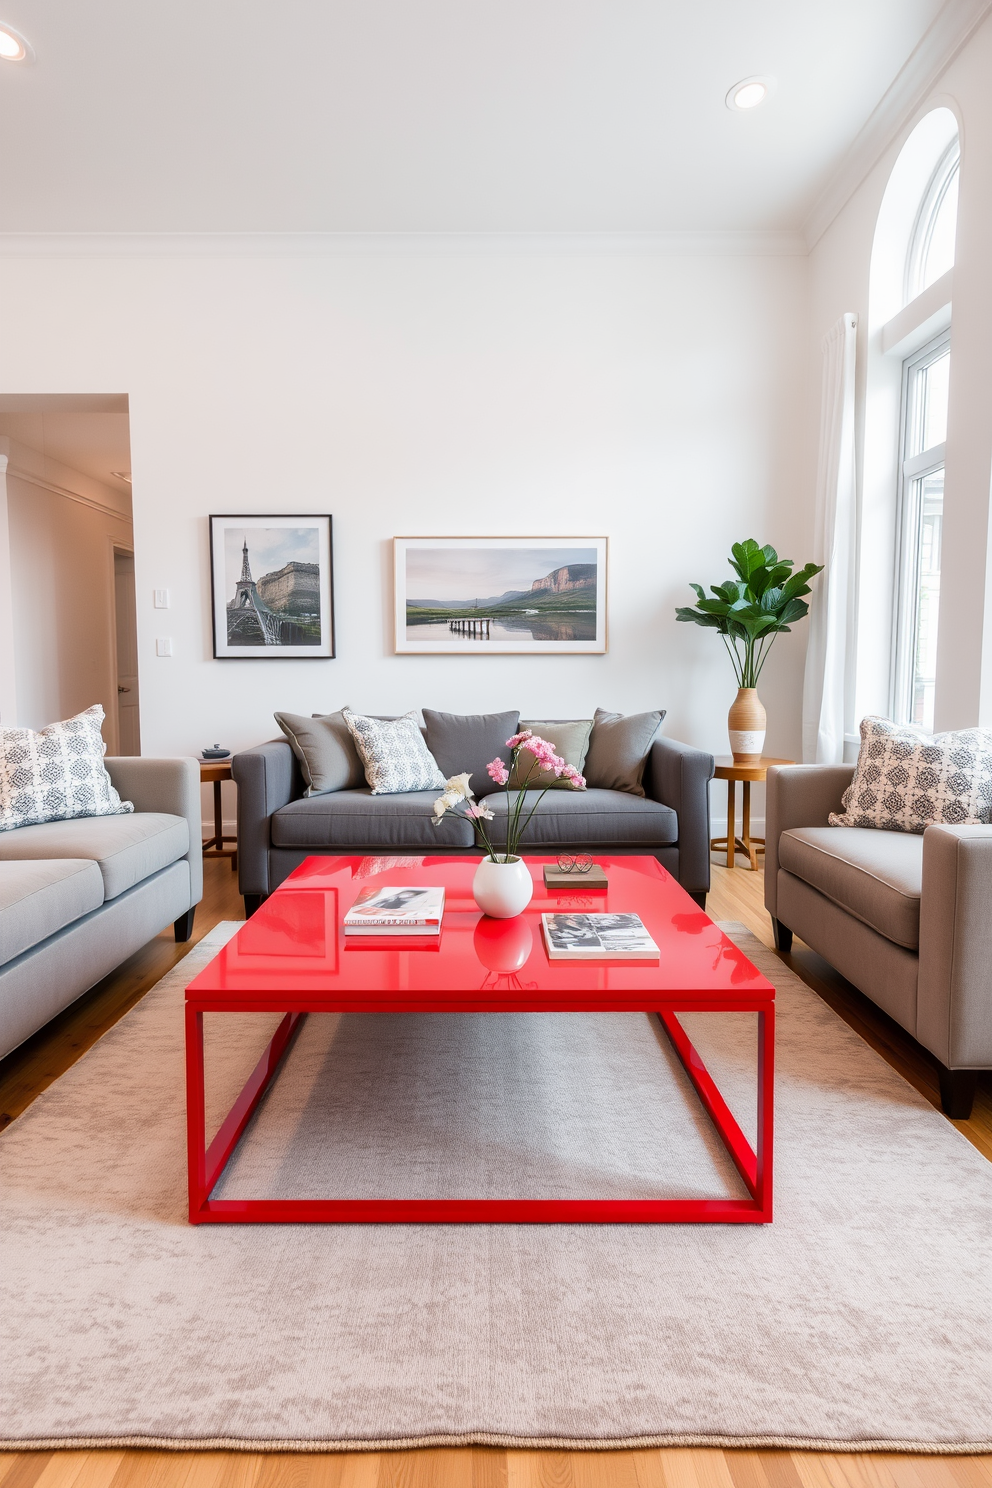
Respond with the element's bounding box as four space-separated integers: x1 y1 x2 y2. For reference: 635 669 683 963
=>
272 790 476 850
779 827 923 949
0 859 105 967
484 788 678 848
0 813 190 900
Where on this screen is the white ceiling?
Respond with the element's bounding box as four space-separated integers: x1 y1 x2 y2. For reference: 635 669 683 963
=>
0 0 958 232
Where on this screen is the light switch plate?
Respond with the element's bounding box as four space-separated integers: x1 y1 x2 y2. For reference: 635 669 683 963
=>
154 589 170 609
156 637 173 657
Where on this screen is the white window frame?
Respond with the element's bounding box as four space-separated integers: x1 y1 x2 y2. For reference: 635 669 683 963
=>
904 139 960 306
890 330 950 726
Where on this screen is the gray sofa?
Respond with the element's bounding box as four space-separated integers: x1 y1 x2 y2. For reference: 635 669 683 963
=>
233 732 715 914
0 757 202 1060
765 763 992 1119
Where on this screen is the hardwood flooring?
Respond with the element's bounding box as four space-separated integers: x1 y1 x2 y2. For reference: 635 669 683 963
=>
1 854 990 1486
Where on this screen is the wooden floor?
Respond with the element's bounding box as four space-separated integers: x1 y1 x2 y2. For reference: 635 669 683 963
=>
1 853 990 1487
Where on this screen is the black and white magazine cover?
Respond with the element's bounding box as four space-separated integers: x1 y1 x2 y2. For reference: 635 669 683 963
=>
344 885 444 934
541 912 659 961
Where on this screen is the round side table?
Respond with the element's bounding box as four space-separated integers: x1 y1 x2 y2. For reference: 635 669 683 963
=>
711 755 795 871
199 757 238 871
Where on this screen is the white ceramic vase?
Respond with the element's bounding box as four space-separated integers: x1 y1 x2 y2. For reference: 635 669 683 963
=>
472 855 534 919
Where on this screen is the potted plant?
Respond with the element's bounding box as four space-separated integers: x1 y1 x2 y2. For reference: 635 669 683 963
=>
432 731 585 917
675 540 822 763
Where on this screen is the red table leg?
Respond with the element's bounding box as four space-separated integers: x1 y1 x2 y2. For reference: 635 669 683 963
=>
186 1007 302 1223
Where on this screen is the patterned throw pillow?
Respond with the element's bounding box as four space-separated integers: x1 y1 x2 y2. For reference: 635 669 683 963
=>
829 715 992 834
342 709 446 795
0 705 134 832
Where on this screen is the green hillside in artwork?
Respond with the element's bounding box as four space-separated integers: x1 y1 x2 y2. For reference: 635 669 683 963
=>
407 563 596 625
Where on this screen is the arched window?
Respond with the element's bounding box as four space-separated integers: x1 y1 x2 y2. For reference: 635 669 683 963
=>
905 140 960 304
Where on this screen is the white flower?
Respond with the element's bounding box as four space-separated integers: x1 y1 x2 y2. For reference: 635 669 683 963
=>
444 772 474 801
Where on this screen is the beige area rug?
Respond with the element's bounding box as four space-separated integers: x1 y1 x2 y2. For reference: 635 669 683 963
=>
2 921 992 1453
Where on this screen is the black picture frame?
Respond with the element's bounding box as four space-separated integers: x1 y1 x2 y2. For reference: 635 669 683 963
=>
209 514 335 659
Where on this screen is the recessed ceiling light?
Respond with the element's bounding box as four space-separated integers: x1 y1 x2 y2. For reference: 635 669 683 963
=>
0 22 34 62
727 77 769 111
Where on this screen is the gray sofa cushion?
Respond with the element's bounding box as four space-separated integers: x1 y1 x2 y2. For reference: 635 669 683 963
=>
423 710 520 799
584 708 666 796
274 711 365 795
779 826 923 949
0 813 190 900
272 790 476 850
0 859 105 967
510 719 593 790
483 788 678 849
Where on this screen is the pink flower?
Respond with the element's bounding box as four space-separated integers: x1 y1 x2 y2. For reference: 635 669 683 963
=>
487 758 510 785
522 735 557 765
465 802 495 821
505 730 533 749
561 764 586 789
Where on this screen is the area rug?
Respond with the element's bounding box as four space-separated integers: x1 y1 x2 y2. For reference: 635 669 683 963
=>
1 921 991 1453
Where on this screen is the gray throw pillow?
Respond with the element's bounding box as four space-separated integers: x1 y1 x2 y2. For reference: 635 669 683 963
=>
274 710 365 796
510 719 592 790
423 709 520 799
343 709 446 795
583 707 666 796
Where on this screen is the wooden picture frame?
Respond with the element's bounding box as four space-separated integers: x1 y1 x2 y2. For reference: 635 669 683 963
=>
393 537 608 655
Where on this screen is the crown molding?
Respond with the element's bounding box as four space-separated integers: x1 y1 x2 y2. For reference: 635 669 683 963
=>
803 0 992 249
0 229 809 259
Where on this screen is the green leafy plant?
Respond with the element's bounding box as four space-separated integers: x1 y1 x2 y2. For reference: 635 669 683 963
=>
675 540 823 689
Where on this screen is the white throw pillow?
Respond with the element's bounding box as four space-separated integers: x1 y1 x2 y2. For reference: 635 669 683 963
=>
0 705 134 832
829 715 992 834
342 709 446 795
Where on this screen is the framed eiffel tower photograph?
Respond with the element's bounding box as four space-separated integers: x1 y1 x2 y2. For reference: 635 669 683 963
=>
209 515 335 659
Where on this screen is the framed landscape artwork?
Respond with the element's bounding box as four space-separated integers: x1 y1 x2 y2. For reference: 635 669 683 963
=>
393 537 608 654
209 515 335 659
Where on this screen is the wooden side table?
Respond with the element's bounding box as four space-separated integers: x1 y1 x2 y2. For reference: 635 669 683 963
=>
711 755 794 871
199 758 237 871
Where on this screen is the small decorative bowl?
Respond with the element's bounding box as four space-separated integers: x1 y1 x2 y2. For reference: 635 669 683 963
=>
201 746 231 760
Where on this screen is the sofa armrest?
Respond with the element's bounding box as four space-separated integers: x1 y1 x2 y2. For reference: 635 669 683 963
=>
647 736 715 897
232 740 299 898
918 825 992 1068
764 764 854 920
105 756 203 907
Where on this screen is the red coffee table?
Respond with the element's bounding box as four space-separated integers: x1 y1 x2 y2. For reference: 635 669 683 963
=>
185 855 775 1225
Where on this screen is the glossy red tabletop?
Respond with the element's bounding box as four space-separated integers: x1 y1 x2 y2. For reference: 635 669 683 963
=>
187 856 773 1013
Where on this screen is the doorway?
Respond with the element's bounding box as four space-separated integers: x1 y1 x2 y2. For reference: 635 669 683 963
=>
0 393 134 742
114 549 141 755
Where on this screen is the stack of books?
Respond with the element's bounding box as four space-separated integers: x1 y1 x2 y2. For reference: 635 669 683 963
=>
343 885 445 937
541 912 659 961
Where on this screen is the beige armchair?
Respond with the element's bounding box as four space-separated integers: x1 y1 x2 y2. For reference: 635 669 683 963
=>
765 764 992 1119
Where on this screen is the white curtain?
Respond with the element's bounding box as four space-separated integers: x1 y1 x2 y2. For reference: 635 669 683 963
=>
802 312 858 764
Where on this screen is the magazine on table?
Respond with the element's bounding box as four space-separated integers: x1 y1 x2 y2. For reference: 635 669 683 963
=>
541 912 659 961
344 885 444 936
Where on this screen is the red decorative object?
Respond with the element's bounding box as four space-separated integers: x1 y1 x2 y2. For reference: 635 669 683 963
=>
185 855 775 1225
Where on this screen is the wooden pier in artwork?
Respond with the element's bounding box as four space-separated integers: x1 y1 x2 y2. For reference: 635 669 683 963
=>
448 616 492 638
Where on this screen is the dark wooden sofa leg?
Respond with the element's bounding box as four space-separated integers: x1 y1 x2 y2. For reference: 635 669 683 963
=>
689 891 706 910
772 917 793 954
174 908 196 943
243 893 264 918
938 1066 978 1120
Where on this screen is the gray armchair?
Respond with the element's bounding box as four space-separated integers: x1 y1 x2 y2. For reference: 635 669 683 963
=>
233 733 715 914
765 763 992 1118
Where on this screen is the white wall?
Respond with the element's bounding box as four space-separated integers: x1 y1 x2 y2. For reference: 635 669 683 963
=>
0 435 133 739
807 13 992 733
0 237 812 837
